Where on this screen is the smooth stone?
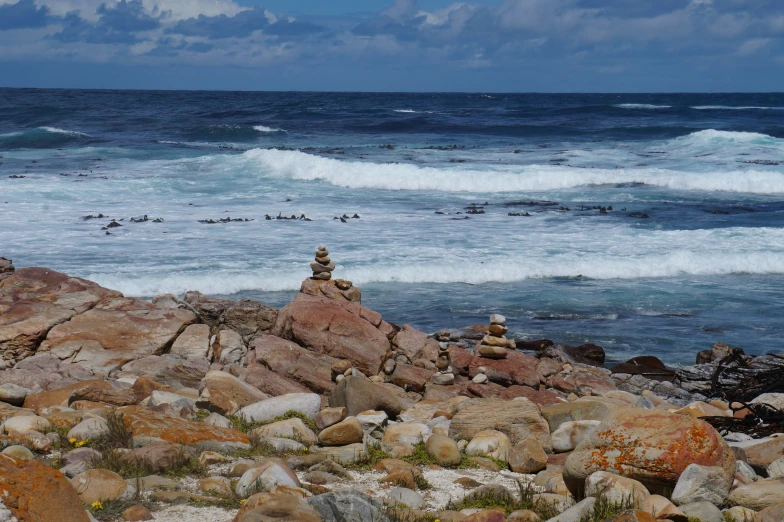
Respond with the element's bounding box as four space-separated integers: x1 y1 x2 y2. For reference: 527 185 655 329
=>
0 383 28 406
318 417 364 446
425 433 462 466
315 407 347 430
387 487 425 509
466 430 512 461
671 463 732 506
472 373 489 384
509 438 548 474
237 393 322 422
489 314 506 326
1 445 34 460
679 501 723 522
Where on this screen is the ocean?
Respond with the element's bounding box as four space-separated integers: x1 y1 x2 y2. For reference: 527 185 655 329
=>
1 89 783 365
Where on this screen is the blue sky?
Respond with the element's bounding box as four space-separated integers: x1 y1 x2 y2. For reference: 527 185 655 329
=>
0 0 780 92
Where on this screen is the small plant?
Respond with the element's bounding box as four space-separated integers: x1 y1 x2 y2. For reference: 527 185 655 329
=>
92 412 133 452
578 494 637 522
91 501 103 511
226 410 320 434
342 443 392 471
165 448 208 479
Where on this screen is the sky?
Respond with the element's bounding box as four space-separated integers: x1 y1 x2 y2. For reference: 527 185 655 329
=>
0 0 781 92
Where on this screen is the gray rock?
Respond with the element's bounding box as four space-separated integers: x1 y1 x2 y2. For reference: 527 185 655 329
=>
307 491 390 522
203 412 231 428
671 464 732 506
0 383 27 406
679 501 723 522
545 497 596 522
67 417 109 441
387 487 424 509
60 460 92 478
237 393 321 422
737 460 758 482
148 390 196 410
768 455 784 479
259 437 306 453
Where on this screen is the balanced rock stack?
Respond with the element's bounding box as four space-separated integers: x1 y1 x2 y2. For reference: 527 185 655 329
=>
477 313 516 359
430 343 455 385
311 244 335 281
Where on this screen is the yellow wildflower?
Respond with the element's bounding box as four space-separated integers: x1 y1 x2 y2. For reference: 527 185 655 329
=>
69 437 77 444
239 499 246 505
75 440 88 448
91 501 103 511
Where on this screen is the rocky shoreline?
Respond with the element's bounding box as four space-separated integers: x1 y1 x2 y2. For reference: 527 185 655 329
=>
1 254 784 522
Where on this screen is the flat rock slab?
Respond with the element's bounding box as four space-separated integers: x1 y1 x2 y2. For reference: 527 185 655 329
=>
39 297 195 375
449 398 551 450
119 406 249 451
0 268 121 366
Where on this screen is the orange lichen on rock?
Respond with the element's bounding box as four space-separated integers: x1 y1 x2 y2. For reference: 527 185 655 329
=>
563 407 735 496
0 454 90 522
119 406 249 448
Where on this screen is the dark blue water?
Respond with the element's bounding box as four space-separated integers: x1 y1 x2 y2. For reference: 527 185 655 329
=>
2 89 784 364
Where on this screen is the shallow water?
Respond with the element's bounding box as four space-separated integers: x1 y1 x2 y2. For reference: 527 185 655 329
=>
2 90 784 365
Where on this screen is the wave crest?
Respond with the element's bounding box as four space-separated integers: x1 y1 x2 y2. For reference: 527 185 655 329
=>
0 127 92 149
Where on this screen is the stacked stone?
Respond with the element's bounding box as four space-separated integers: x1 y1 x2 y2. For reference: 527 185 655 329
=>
430 343 455 385
311 244 336 281
477 314 516 359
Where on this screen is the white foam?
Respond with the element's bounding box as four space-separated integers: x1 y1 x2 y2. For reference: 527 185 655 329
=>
245 148 784 195
676 129 776 143
253 125 285 133
692 106 784 110
40 126 90 137
393 109 433 114
614 104 671 109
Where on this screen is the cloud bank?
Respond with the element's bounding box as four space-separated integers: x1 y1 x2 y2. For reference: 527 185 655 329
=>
0 0 782 90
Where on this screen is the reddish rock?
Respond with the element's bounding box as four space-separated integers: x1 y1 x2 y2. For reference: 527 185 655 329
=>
390 363 435 393
119 406 249 451
233 364 311 396
39 297 195 375
22 379 112 410
546 366 616 395
118 355 209 389
466 381 506 398
271 293 390 375
251 335 337 394
131 376 175 401
217 299 278 343
122 504 154 521
499 386 564 406
69 382 139 407
536 357 562 378
563 407 736 497
450 346 475 375
0 454 90 522
300 278 361 303
604 510 656 522
469 351 540 387
393 325 439 362
0 268 121 366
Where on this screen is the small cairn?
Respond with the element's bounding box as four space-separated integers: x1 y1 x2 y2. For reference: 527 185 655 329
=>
477 314 516 359
311 244 335 281
431 343 455 385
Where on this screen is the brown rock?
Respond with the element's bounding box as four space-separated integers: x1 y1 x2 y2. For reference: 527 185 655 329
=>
546 366 616 395
122 504 154 521
392 325 439 362
234 363 311 396
540 399 612 432
271 293 390 375
603 510 656 522
759 503 784 522
0 267 121 366
300 277 361 302
131 376 175 402
477 344 508 359
469 352 540 387
23 379 112 410
563 407 736 497
170 323 210 359
251 335 337 394
39 297 195 375
425 433 462 466
390 363 435 393
329 375 402 418
498 386 563 406
318 417 364 446
463 508 506 522
315 407 347 429
120 441 189 473
234 492 322 522
449 398 551 449
71 468 129 504
120 356 209 390
119 405 249 451
218 299 278 343
509 438 548 474
0 454 90 521
197 370 268 415
68 382 139 407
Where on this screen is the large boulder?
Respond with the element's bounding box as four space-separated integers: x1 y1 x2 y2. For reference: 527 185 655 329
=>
728 480 784 511
329 375 402 418
233 364 311 396
197 370 268 416
563 408 736 496
170 324 210 359
39 297 195 375
449 398 551 449
70 469 131 505
272 293 390 375
0 454 90 521
118 406 249 452
182 292 277 342
22 379 112 410
671 463 732 506
468 351 540 387
251 335 337 394
0 268 121 366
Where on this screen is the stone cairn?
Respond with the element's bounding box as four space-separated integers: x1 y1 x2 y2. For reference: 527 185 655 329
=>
430 343 455 385
477 313 516 359
311 244 335 281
